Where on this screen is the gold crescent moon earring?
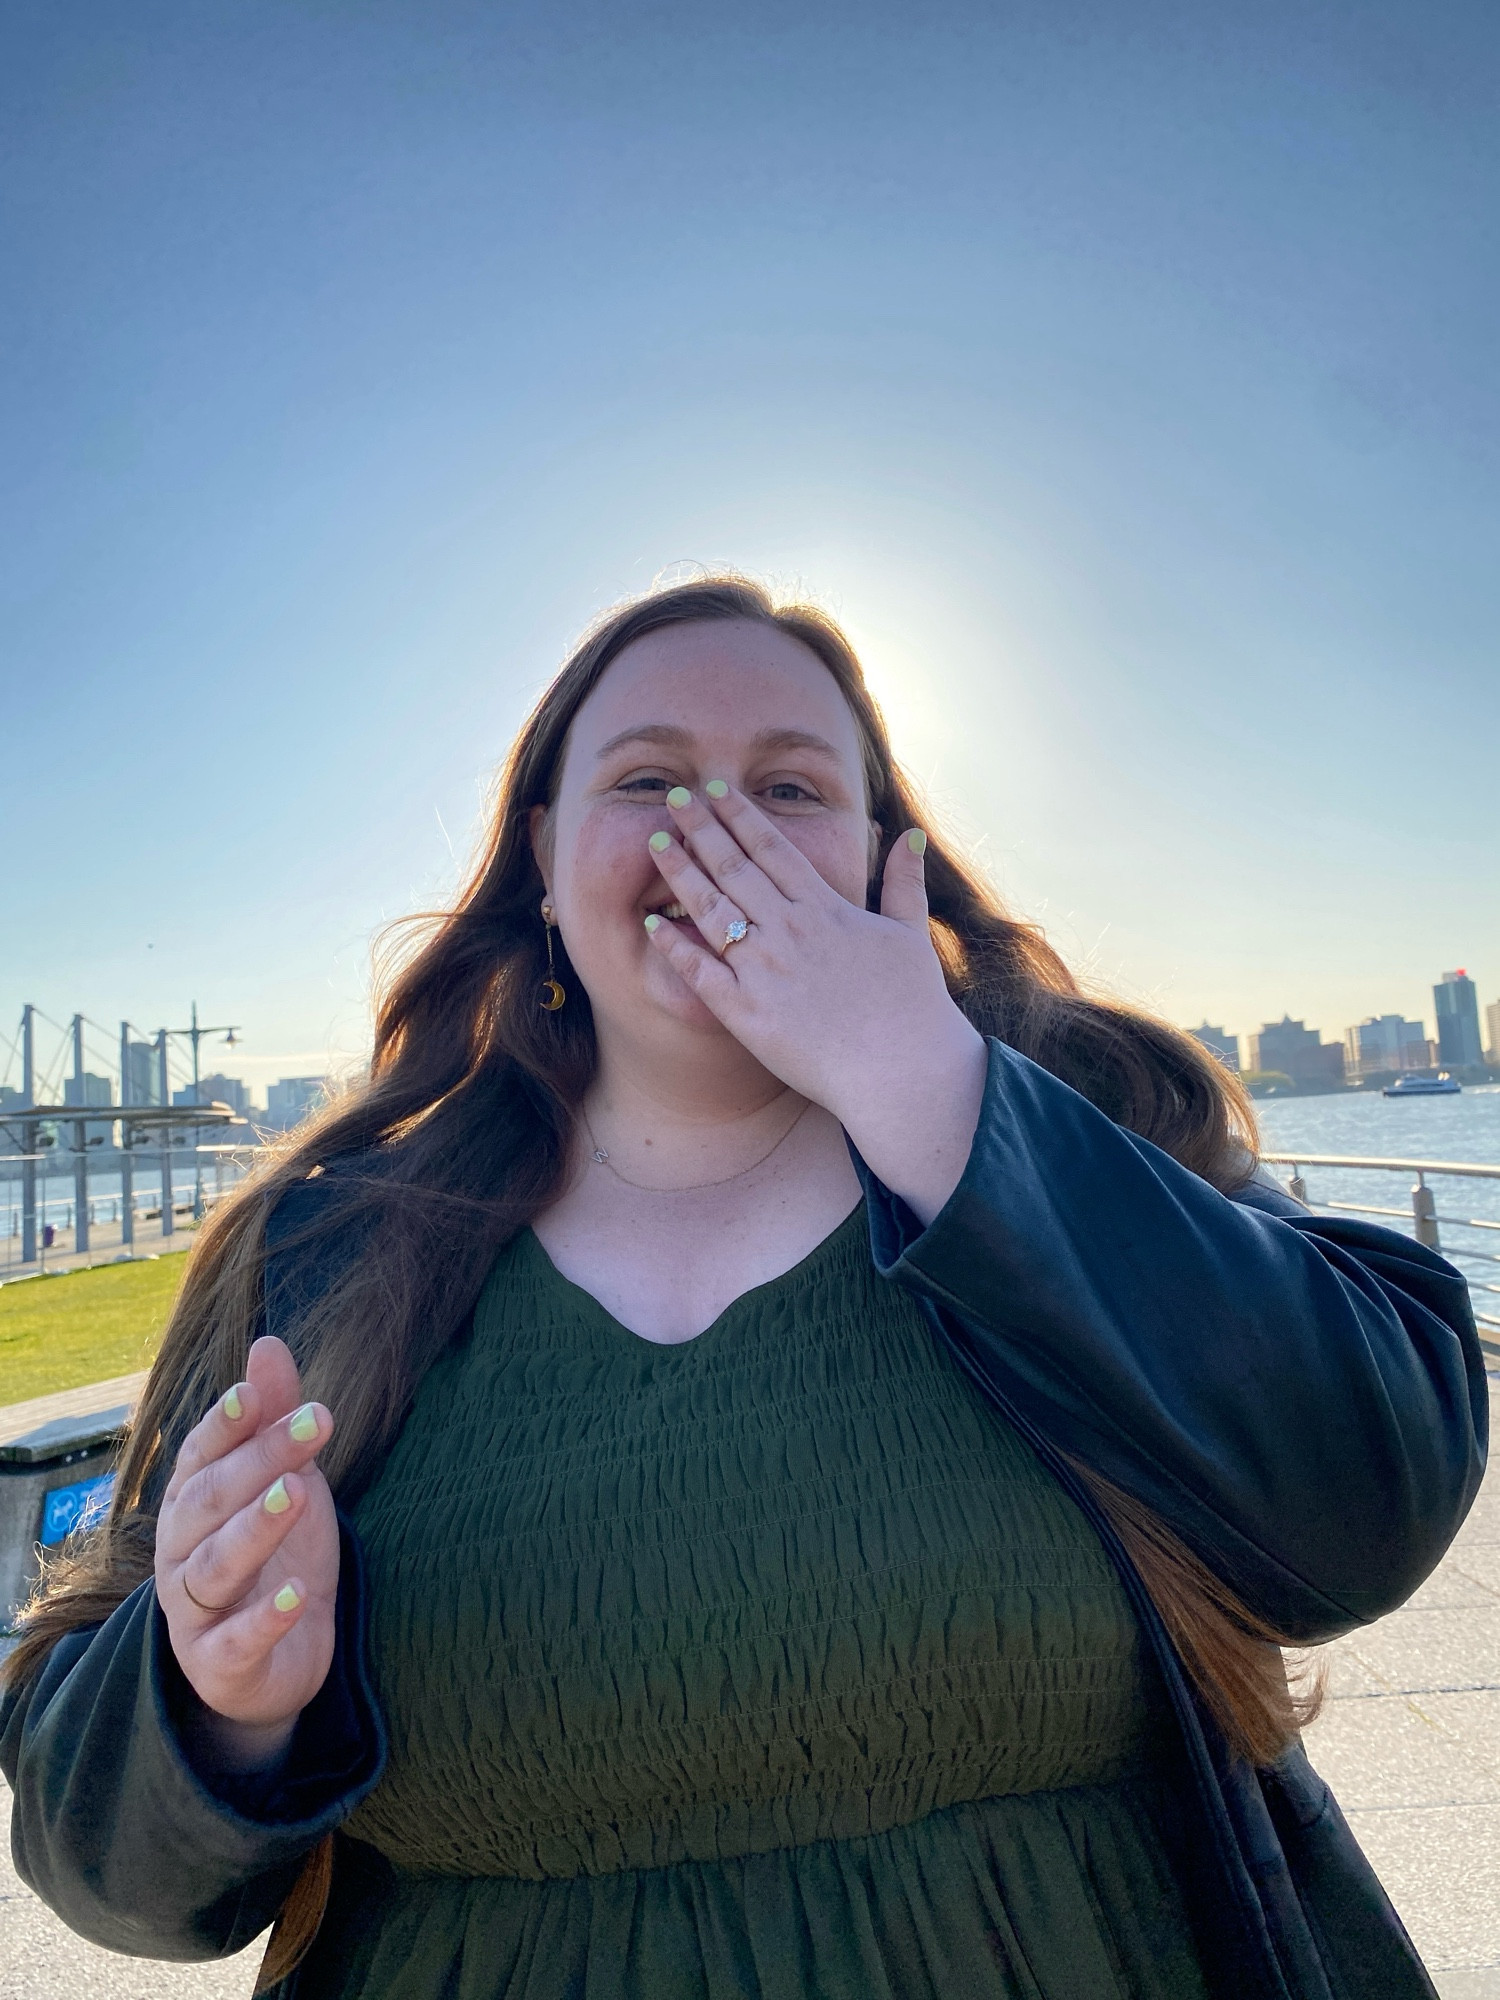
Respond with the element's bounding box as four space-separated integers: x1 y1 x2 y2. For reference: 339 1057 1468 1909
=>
539 902 566 1011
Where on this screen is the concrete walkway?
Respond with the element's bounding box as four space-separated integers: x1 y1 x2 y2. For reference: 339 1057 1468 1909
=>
1295 1362 1500 1998
1 1218 194 1286
1 1371 1495 1996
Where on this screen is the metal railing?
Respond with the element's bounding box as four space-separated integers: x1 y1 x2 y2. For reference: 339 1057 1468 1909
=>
0 1142 258 1280
1260 1152 1500 1339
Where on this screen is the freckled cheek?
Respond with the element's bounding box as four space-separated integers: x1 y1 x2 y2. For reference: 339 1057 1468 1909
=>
556 811 659 927
787 825 870 905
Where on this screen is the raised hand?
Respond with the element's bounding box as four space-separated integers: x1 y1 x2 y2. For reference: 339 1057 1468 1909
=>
643 783 988 1224
154 1334 339 1771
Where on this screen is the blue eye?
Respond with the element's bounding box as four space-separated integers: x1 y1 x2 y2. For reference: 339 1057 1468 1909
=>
765 782 814 802
619 776 670 794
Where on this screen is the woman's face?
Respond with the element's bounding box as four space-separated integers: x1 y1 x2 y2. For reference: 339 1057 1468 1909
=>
535 619 876 1051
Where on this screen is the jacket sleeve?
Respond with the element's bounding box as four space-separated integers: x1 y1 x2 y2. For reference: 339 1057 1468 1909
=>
863 1037 1489 1644
0 1519 385 1960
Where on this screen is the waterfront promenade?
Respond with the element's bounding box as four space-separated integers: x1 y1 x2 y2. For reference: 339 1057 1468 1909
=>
2 1364 1496 1997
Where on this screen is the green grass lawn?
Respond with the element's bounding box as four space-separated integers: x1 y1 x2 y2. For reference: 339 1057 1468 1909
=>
0 1254 190 1408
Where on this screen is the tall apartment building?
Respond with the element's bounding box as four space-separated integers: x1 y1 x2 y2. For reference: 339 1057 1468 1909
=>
122 1039 161 1106
1246 1017 1345 1088
266 1076 327 1129
1342 1015 1429 1082
1486 998 1500 1064
1186 1023 1240 1071
172 1072 250 1116
1434 971 1483 1070
63 1072 114 1109
63 1070 116 1146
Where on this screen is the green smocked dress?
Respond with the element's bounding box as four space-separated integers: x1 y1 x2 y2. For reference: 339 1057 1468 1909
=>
306 1207 1210 1999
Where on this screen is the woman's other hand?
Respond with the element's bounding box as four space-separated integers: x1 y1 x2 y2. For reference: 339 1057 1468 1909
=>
154 1334 339 1773
644 784 988 1224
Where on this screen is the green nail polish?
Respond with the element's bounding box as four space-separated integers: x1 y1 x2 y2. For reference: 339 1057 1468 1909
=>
274 1582 302 1613
666 785 691 809
288 1403 318 1443
705 779 729 799
263 1477 291 1516
643 912 662 934
222 1386 243 1421
906 828 928 855
648 830 672 853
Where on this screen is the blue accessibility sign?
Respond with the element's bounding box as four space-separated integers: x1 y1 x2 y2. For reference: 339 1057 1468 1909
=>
41 1472 116 1545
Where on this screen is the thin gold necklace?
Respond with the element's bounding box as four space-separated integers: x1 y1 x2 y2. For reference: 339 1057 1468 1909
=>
580 1096 813 1194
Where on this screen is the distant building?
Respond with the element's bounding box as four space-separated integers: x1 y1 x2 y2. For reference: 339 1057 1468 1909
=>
0 1084 27 1144
64 1070 115 1145
1342 1015 1429 1082
173 1073 250 1116
1246 1017 1345 1088
265 1076 327 1128
123 1040 161 1106
64 1072 114 1108
1434 971 1483 1070
1186 1023 1240 1071
1486 999 1500 1065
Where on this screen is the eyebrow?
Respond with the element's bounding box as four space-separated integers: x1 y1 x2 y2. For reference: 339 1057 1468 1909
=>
594 723 844 761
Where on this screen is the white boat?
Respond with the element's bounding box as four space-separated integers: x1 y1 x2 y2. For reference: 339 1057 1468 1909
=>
1383 1072 1462 1098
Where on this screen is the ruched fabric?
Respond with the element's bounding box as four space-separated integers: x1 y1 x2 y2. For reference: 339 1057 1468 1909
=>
324 1210 1209 1997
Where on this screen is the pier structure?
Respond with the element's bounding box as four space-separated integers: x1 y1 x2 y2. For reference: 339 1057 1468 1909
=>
1 1002 247 1278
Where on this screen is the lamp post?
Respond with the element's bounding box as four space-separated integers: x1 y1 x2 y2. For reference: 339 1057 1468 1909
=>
155 1029 172 1236
162 1004 241 1221
20 1005 36 1264
70 1014 91 1257
119 1021 134 1251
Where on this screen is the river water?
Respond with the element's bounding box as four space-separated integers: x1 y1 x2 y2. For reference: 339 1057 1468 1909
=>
1256 1083 1500 1329
1255 1082 1500 1169
6 1091 1499 1323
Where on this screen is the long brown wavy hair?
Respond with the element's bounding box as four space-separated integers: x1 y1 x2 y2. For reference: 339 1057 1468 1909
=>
6 575 1318 1987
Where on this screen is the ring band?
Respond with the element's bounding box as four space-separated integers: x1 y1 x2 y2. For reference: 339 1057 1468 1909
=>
181 1574 245 1616
722 917 751 951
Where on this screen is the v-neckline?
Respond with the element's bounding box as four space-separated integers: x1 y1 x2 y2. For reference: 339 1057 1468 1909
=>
522 1199 867 1351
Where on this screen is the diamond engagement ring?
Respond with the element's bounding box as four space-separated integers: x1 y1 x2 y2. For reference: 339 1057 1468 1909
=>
722 917 751 951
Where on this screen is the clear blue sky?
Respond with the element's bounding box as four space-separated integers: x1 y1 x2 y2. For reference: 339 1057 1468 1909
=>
3 1 1497 1097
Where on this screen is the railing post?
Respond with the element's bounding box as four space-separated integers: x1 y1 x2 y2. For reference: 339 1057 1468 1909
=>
1412 1175 1440 1250
120 1139 134 1251
1289 1166 1309 1205
160 1134 174 1239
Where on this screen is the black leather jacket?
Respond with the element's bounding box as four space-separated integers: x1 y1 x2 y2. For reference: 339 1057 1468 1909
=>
3 1040 1487 1997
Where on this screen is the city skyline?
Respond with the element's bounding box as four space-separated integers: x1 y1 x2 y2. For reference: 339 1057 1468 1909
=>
6 951 1494 1122
1190 968 1497 1083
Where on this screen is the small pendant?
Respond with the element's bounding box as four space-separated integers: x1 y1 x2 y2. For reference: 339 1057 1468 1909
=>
592 1147 610 1165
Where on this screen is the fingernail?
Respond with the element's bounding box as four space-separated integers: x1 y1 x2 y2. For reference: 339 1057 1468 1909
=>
273 1583 302 1613
643 912 662 934
648 830 672 853
263 1477 291 1516
222 1386 243 1421
288 1403 318 1443
705 779 729 800
666 785 691 809
906 829 927 855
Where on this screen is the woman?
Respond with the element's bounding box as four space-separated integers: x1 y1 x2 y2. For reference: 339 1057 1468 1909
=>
2 577 1486 1999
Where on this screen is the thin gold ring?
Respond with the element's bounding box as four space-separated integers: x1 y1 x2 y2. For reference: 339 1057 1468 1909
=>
181 1573 246 1615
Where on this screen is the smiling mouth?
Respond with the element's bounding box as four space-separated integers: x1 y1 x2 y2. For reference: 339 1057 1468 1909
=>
654 901 690 922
